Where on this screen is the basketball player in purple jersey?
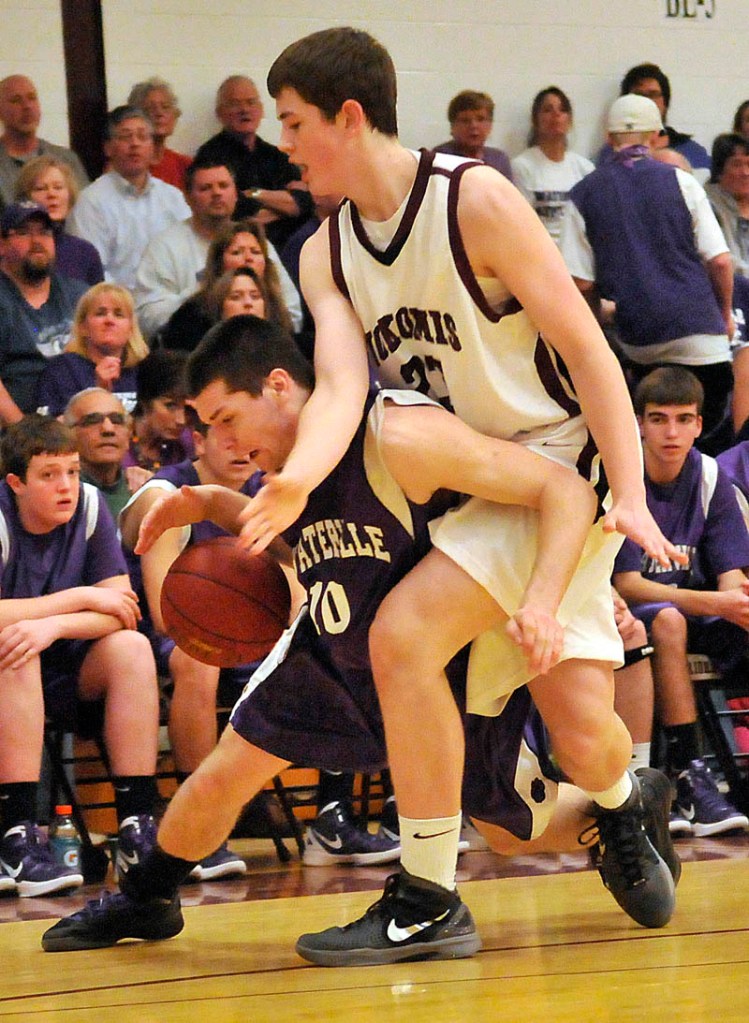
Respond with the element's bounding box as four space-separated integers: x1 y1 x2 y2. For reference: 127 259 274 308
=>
232 28 685 963
42 318 678 955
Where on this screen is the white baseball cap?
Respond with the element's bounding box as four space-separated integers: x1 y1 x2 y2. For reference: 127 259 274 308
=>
608 94 664 134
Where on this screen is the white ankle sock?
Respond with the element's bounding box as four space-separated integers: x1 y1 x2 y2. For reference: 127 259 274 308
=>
584 772 633 810
630 743 651 774
398 813 462 891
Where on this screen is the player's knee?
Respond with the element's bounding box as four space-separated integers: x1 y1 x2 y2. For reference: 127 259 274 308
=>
369 604 409 678
552 726 605 778
651 606 687 648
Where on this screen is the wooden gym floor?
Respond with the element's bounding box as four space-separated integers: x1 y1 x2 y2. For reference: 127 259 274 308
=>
0 831 748 1022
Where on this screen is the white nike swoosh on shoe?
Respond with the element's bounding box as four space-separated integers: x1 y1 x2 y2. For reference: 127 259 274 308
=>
0 859 22 879
386 909 450 944
313 834 343 851
117 850 140 867
680 804 696 821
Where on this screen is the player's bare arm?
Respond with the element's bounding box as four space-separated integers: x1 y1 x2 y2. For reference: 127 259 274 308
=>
379 401 597 674
135 485 251 555
457 165 684 569
614 567 749 629
237 223 370 552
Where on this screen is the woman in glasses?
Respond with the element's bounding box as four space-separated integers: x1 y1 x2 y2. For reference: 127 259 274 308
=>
34 282 148 417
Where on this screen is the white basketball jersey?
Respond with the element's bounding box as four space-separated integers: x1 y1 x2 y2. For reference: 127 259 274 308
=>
330 149 599 482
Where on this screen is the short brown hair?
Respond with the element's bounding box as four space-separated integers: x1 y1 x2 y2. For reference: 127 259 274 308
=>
633 366 704 417
267 27 397 137
447 90 494 124
1 414 77 480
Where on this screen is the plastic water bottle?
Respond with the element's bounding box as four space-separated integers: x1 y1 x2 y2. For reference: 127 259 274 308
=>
49 805 82 871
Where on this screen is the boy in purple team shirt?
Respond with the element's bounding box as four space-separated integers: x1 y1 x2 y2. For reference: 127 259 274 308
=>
614 367 749 838
0 416 161 897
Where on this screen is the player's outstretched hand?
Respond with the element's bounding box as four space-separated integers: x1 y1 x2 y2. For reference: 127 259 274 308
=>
602 497 688 568
136 486 207 554
506 606 564 678
237 473 308 552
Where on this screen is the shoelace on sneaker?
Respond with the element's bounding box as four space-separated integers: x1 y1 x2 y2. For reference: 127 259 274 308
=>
597 809 648 888
341 873 401 931
18 825 59 864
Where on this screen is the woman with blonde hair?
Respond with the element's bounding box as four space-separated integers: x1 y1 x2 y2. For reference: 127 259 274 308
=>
15 155 104 285
160 220 294 349
35 282 148 416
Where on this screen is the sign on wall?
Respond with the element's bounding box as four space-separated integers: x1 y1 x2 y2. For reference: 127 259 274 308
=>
666 1 716 17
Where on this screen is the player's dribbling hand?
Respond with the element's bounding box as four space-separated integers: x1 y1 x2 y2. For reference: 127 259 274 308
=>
136 486 206 554
602 497 688 568
506 606 564 677
237 473 308 553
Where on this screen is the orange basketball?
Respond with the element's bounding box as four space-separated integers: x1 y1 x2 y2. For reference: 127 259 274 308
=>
161 537 291 666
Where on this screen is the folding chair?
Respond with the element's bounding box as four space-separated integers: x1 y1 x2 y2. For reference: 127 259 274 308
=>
688 653 749 814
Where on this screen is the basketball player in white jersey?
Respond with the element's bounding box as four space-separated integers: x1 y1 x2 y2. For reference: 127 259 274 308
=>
235 28 684 965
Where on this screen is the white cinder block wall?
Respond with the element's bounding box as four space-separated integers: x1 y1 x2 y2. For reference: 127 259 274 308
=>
1 1 747 166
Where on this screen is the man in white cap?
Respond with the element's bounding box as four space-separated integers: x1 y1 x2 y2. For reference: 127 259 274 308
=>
560 94 733 452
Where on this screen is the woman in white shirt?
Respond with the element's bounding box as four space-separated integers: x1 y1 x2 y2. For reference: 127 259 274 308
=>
511 87 594 245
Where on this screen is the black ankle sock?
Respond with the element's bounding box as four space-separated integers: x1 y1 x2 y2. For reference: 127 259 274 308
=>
0 782 38 832
664 723 701 774
113 775 158 824
175 770 191 787
122 843 197 901
317 771 354 811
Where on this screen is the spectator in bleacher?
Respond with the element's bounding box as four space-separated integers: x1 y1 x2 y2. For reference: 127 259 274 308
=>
511 87 594 246
65 388 151 520
119 406 261 882
0 75 88 209
14 155 103 286
613 367 749 838
705 133 749 280
160 267 267 353
433 90 512 181
68 106 190 290
127 78 191 192
134 159 239 340
0 201 87 425
280 192 340 359
0 415 160 897
732 100 749 142
609 63 711 184
560 95 733 453
124 349 192 472
35 282 147 418
160 221 295 350
195 76 313 249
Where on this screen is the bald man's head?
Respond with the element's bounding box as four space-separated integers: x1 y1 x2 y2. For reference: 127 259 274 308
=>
0 76 41 139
